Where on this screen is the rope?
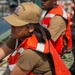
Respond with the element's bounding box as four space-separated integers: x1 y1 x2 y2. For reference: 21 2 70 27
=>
0 60 7 67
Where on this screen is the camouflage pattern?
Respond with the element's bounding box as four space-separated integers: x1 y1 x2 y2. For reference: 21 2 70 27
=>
61 51 74 69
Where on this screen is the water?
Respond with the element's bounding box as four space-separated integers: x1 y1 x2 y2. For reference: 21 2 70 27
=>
0 18 11 46
0 18 10 35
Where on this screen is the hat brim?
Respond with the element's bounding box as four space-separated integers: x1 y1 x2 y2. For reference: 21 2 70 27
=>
3 14 29 26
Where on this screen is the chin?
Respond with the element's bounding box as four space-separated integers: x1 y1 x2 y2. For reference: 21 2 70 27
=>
12 35 18 39
42 8 46 10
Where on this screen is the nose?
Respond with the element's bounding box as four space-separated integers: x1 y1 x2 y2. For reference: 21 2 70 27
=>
41 1 44 5
11 26 15 30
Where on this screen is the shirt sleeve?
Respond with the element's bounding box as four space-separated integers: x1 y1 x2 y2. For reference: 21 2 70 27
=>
48 15 66 42
6 36 16 50
17 50 41 71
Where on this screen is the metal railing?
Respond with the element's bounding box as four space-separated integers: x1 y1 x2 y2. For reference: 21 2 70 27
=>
0 1 10 17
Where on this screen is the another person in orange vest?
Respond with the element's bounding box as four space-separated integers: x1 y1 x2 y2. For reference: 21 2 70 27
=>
64 1 74 26
0 2 71 75
41 0 73 69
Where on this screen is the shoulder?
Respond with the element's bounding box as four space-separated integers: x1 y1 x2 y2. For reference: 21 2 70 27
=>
51 15 67 25
18 49 51 65
52 15 65 21
6 36 16 50
6 36 16 44
20 49 45 60
18 49 41 63
17 49 49 70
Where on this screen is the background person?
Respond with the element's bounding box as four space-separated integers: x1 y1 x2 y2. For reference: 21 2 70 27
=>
41 0 73 69
64 1 74 26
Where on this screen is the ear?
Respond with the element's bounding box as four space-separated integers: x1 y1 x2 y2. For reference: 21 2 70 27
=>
28 26 34 33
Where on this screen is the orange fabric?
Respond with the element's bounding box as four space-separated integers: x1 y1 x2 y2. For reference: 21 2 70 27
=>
49 5 63 16
42 5 72 54
8 34 71 75
66 19 72 49
50 41 71 75
51 35 64 54
8 53 20 65
42 18 51 28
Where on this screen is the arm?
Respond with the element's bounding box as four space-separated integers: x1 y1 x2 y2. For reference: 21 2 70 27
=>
0 37 16 60
48 15 66 42
0 43 14 60
10 50 40 75
10 65 30 75
10 49 52 75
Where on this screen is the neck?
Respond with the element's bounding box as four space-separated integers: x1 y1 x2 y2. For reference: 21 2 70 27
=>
47 4 57 13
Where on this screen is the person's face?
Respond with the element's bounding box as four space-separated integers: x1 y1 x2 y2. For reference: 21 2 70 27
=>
11 25 30 41
41 0 56 10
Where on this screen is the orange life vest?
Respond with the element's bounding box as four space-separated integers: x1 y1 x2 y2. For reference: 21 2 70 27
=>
42 5 72 54
8 34 71 75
